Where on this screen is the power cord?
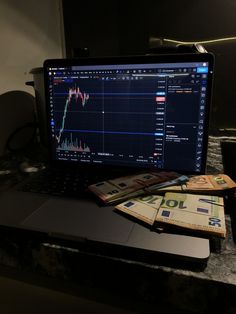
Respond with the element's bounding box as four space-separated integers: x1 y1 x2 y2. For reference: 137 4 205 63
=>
5 122 38 153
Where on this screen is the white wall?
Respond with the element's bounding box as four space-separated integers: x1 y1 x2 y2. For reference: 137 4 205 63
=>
0 0 64 155
0 0 64 95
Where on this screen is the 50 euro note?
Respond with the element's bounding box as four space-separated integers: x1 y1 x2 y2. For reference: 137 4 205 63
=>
115 192 226 238
108 174 189 204
156 192 226 238
154 174 236 195
88 171 181 204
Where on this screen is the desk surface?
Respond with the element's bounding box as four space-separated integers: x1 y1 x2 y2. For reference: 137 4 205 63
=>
0 212 235 313
31 214 236 285
1 136 236 312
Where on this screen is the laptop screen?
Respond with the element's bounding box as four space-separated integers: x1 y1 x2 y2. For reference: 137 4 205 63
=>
44 53 214 174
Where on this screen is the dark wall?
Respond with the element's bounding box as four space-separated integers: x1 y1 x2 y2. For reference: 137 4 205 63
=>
62 0 236 133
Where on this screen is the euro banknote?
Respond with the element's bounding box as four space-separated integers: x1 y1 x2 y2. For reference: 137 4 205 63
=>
115 192 226 238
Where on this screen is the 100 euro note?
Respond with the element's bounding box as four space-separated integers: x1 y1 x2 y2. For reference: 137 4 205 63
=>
115 194 163 225
155 192 226 238
115 193 226 238
88 171 181 204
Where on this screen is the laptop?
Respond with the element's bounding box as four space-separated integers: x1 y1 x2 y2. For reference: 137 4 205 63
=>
0 53 214 268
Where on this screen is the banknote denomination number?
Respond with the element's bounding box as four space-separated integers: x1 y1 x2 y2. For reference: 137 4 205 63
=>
161 199 187 209
107 189 119 195
208 217 221 227
139 195 161 204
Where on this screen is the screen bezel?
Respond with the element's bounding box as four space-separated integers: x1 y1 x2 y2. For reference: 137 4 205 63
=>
43 53 214 175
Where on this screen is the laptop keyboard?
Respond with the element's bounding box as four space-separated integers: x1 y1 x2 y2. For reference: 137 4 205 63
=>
18 168 103 198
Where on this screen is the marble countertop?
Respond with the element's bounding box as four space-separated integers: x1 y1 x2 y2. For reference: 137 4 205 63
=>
153 215 236 284
39 214 235 282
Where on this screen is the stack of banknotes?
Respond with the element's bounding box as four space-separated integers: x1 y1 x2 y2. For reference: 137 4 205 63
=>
88 172 236 237
115 192 226 238
88 172 236 205
157 173 236 194
88 171 188 204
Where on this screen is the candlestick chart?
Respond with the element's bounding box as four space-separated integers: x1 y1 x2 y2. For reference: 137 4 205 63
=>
56 86 90 143
52 78 157 157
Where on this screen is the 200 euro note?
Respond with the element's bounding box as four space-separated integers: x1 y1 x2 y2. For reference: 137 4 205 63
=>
155 174 236 195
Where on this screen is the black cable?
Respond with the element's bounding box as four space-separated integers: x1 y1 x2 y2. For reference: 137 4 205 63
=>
5 122 38 152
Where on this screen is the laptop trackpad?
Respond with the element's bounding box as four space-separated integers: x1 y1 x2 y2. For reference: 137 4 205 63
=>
21 198 133 243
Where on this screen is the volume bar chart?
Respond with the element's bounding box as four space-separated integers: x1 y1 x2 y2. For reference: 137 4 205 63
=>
58 133 91 152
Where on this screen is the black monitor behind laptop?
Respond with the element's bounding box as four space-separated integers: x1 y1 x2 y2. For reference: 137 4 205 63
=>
44 53 214 175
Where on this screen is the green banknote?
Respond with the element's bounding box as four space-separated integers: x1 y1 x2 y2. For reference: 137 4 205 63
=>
116 192 226 238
